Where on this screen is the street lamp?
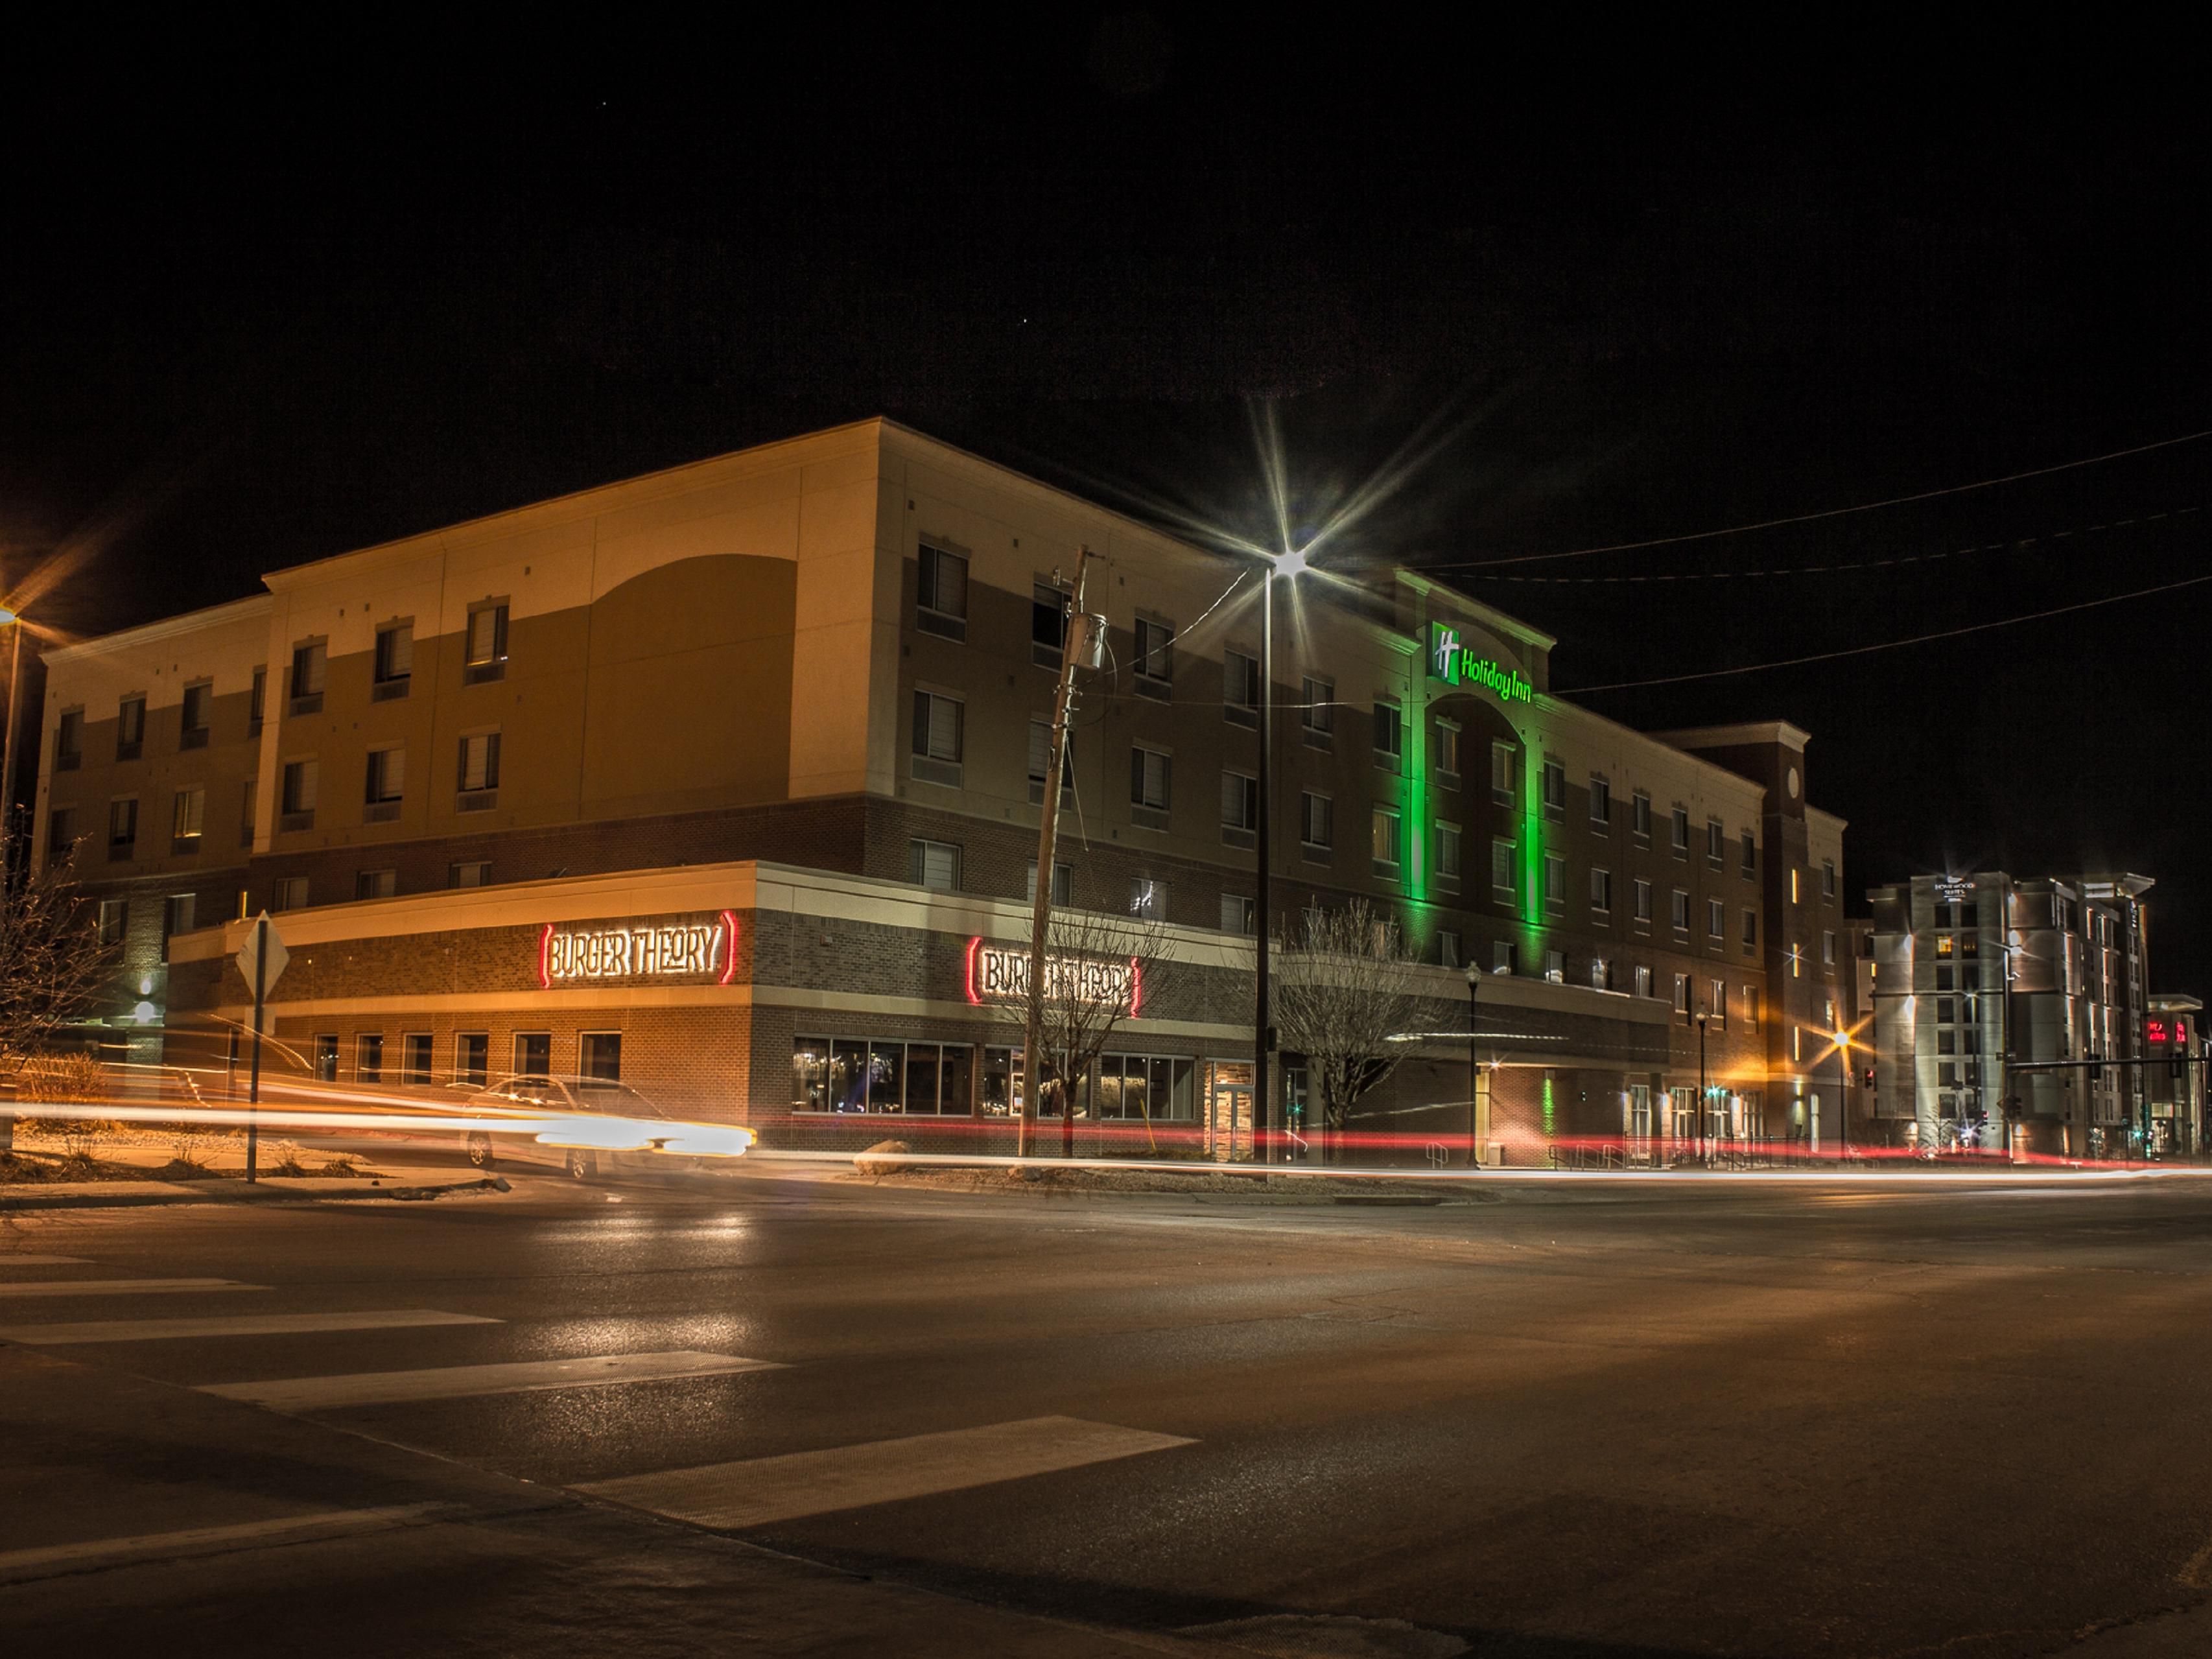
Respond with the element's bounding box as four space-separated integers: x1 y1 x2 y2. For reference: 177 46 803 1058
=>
1253 547 1307 1164
1695 1007 1711 1166
1464 965 1482 1168
1825 1026 1855 1164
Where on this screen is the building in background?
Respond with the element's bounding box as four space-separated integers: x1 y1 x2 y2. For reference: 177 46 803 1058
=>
34 418 1849 1163
1866 871 2152 1158
2144 994 2202 1157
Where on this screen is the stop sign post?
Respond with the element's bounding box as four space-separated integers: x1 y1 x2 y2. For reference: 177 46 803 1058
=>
234 913 289 1182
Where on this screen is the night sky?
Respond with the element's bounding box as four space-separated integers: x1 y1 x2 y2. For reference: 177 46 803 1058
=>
6 23 2206 978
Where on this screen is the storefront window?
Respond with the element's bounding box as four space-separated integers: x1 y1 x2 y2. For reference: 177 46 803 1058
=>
981 1046 1020 1116
403 1033 432 1085
314 1035 338 1082
793 1039 829 1111
580 1032 622 1083
1096 1055 1195 1120
356 1033 383 1083
829 1039 868 1110
513 1032 551 1076
799 1036 977 1113
456 1032 489 1087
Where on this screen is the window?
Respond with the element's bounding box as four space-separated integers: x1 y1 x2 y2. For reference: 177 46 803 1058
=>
1590 774 1611 829
365 746 405 812
1634 964 1654 998
1544 853 1565 915
1744 985 1760 1030
1300 790 1334 854
356 1033 384 1083
1490 838 1515 899
1671 888 1689 932
1031 582 1068 666
116 696 145 759
464 603 509 682
402 1033 433 1085
1436 720 1461 781
1130 746 1171 813
290 641 326 712
1220 769 1259 836
915 543 969 639
1741 830 1756 875
1743 908 1758 948
456 1032 490 1087
449 860 491 889
1439 931 1461 970
1708 898 1724 938
108 797 137 858
1671 807 1690 855
1220 893 1256 935
1134 617 1174 692
1224 650 1260 725
47 806 74 858
1127 878 1168 921
1673 973 1691 1017
1822 859 1837 899
272 875 309 912
1371 806 1402 870
281 759 319 827
1822 930 1837 966
513 1032 552 1076
908 838 961 892
56 709 83 768
1542 759 1566 816
171 786 204 847
909 691 962 782
180 682 213 746
1438 823 1462 883
458 731 502 799
239 779 256 847
1590 956 1610 990
1702 819 1722 864
1372 700 1403 770
1299 674 1333 742
1632 790 1652 840
97 897 127 945
1024 861 1073 906
1709 979 1726 1028
314 1036 339 1082
1492 741 1516 804
373 622 413 694
1590 867 1612 913
1025 717 1073 804
355 868 397 900
162 893 196 947
1634 878 1653 924
1492 939 1518 975
248 668 266 733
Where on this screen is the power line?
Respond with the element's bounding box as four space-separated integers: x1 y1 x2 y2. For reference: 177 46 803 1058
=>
1468 506 2199 585
1563 571 2212 694
1429 427 2212 571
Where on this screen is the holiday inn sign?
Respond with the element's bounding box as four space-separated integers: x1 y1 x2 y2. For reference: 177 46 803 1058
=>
1427 622 1533 706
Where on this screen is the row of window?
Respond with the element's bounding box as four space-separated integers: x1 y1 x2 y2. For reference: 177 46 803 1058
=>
311 1028 618 1087
94 861 498 946
793 1032 1201 1119
52 607 513 772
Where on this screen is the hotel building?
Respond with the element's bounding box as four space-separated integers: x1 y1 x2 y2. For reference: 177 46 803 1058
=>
34 419 1850 1163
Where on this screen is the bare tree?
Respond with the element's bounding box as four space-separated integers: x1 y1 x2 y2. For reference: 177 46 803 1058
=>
981 901 1175 1156
1272 898 1429 1163
0 834 113 1151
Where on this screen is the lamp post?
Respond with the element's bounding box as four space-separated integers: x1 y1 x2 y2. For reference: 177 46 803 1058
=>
1253 547 1306 1164
1695 1007 1710 1166
1465 966 1482 1168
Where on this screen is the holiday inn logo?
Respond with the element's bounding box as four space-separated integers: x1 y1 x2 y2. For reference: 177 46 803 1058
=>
1428 622 1532 706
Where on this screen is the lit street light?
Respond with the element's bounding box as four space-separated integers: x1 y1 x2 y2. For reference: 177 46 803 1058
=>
1253 547 1307 1162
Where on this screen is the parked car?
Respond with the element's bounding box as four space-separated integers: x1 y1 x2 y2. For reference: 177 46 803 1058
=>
457 1074 755 1179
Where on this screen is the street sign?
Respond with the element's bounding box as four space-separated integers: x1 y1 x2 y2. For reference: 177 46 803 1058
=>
235 913 288 1015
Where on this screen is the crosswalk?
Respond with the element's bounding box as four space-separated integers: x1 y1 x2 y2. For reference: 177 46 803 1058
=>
0 1247 1196 1556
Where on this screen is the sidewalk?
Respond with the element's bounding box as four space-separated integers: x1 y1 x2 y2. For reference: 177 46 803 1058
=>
0 1174 510 1212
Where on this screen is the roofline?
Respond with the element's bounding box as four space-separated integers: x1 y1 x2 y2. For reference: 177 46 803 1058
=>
1395 568 1557 652
1650 720 1814 752
41 593 274 667
1529 693 1769 801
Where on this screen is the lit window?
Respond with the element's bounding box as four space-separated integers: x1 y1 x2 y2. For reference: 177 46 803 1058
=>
1128 878 1169 921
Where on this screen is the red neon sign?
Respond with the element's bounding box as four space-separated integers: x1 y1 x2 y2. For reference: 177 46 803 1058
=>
536 912 740 989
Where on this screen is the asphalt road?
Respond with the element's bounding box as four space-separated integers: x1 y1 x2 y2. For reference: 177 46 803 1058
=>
5 1159 2212 1658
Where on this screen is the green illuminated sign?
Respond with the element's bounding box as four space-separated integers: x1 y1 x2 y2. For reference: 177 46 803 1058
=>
1428 622 1531 705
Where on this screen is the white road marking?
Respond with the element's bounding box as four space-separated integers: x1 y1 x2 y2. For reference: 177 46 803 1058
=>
0 1503 454 1584
0 1309 497 1345
576 1415 1195 1530
0 1278 263 1298
0 1255 89 1267
202 1350 784 1411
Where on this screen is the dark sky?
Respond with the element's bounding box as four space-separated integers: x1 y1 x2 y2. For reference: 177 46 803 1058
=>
6 21 2207 978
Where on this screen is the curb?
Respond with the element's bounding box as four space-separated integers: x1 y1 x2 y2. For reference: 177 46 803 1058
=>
0 1175 512 1213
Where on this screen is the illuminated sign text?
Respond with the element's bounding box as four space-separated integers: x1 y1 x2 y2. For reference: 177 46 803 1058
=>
1428 622 1531 706
539 911 739 987
965 937 1141 1016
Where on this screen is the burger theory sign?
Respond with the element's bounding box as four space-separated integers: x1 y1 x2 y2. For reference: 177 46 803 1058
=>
538 912 739 987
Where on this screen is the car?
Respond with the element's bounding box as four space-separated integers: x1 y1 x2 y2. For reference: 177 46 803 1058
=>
456 1073 755 1179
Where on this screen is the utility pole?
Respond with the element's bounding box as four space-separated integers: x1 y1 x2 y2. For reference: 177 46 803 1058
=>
1253 563 1273 1164
1019 548 1093 1159
1695 1008 1710 1166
